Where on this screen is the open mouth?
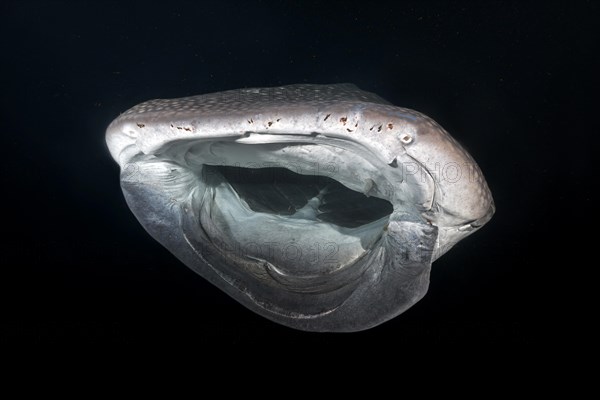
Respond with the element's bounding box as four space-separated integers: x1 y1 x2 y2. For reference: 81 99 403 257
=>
195 140 396 273
154 137 407 305
121 133 434 326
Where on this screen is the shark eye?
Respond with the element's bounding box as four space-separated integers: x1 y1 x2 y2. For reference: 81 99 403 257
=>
400 134 413 144
106 83 494 332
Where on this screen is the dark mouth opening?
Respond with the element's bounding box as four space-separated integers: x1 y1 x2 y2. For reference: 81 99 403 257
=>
209 165 393 229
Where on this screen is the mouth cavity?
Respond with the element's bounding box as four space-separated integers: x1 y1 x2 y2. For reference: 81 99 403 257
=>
210 164 393 229
171 136 400 291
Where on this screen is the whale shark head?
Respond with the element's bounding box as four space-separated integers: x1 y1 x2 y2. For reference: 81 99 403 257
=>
106 83 494 332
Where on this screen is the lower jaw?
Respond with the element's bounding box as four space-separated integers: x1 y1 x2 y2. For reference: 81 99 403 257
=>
121 133 435 331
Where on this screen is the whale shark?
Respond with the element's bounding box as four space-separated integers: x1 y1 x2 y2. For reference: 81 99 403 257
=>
106 83 494 332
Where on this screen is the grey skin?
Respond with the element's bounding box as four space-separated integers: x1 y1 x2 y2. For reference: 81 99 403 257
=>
106 84 494 332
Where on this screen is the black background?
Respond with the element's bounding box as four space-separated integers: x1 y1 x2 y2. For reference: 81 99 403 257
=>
1 1 595 346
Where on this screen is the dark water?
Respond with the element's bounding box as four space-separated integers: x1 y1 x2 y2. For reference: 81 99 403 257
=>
1 1 595 347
